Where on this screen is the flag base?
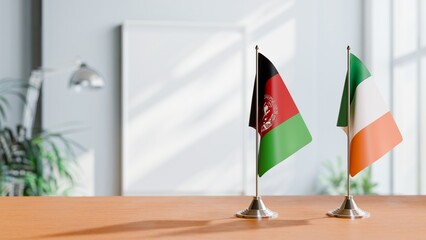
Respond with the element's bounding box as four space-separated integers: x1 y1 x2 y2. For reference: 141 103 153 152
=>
236 196 278 219
327 195 370 219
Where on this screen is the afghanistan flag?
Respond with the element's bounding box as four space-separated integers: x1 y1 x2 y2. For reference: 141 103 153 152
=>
249 53 312 177
337 53 402 176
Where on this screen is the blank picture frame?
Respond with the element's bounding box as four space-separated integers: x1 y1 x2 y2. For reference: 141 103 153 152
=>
121 21 248 195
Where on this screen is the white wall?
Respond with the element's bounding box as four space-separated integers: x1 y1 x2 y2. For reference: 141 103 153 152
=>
366 0 426 195
42 0 363 195
364 0 392 194
0 0 32 127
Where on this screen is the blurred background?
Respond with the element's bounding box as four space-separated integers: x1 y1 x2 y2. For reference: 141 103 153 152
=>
0 0 424 196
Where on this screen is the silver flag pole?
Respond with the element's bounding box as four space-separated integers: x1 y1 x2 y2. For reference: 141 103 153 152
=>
327 46 369 219
236 45 277 219
255 45 260 198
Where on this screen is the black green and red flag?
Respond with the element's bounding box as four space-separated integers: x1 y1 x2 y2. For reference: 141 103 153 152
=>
249 53 312 177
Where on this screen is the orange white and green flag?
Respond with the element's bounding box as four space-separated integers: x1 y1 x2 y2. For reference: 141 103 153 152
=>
337 53 403 177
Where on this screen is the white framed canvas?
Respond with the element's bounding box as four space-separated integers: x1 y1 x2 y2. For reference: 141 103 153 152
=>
121 21 248 195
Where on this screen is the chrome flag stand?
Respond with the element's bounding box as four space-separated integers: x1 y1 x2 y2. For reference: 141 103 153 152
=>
327 46 369 219
236 196 277 218
236 45 277 219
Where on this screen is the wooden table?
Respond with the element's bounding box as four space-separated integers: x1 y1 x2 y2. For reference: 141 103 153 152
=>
1 196 425 239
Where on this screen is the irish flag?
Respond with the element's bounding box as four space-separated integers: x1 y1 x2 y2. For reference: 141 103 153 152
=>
337 53 403 177
249 53 312 177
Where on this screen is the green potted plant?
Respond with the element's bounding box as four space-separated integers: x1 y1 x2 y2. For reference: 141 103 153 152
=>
0 78 81 196
318 156 378 195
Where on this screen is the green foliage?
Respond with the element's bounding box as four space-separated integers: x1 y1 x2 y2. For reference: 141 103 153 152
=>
0 126 82 196
0 78 82 196
318 156 378 195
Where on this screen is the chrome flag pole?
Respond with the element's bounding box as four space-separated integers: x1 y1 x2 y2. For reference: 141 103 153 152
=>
236 45 277 219
327 46 369 219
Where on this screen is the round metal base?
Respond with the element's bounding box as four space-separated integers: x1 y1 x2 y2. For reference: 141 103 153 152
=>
236 196 278 219
327 195 370 219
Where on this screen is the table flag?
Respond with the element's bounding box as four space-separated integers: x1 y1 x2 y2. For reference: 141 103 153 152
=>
337 53 403 176
249 53 311 177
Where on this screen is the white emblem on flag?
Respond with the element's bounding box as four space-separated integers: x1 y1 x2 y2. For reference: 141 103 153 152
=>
261 94 278 133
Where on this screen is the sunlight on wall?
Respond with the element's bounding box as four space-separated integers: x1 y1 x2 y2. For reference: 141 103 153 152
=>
259 19 295 68
172 30 244 79
240 0 294 31
123 1 299 195
393 0 418 59
393 62 418 194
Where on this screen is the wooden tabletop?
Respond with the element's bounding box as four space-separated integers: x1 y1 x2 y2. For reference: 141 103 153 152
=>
1 196 426 239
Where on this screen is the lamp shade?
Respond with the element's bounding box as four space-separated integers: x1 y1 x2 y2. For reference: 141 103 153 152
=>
69 63 104 90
